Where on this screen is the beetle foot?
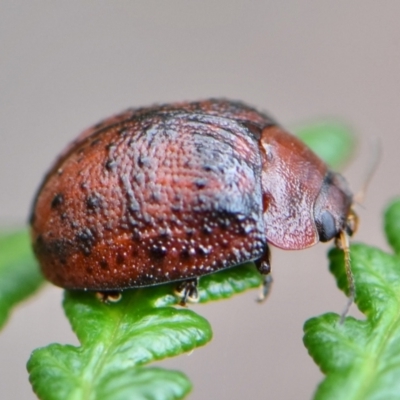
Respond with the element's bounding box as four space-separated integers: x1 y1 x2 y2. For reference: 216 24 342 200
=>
95 291 122 303
175 278 199 306
257 274 273 303
255 246 273 302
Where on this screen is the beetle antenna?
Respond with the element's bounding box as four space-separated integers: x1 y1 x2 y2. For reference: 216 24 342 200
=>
339 230 354 324
354 137 381 205
338 138 380 323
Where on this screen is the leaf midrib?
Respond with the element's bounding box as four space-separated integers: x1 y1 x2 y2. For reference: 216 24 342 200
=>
77 290 146 400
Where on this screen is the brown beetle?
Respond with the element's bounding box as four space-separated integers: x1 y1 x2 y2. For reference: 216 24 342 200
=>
30 99 357 304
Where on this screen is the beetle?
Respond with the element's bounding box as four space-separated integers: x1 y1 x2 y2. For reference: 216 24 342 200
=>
30 99 357 304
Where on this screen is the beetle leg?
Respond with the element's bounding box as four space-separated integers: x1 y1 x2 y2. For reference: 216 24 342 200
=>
174 278 200 306
95 291 122 303
255 245 273 302
258 275 273 303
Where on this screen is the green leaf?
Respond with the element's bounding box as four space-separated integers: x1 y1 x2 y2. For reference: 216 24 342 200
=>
295 121 356 170
303 198 400 400
28 262 261 400
384 198 400 256
198 262 261 302
0 230 44 329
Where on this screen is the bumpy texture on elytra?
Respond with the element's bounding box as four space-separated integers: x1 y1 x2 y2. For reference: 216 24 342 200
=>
30 99 352 290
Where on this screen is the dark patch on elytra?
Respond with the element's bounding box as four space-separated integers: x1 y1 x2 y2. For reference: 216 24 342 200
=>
128 215 139 227
179 247 196 260
105 159 117 171
131 248 139 257
70 220 81 229
33 234 45 256
34 235 70 265
180 248 191 260
150 244 168 259
197 245 211 256
159 228 172 239
116 253 125 265
51 240 70 265
202 164 216 172
185 228 195 237
99 259 109 269
218 218 231 229
193 178 208 189
138 155 151 168
75 227 97 256
132 229 142 241
51 193 64 209
202 225 213 235
86 193 102 211
238 223 254 236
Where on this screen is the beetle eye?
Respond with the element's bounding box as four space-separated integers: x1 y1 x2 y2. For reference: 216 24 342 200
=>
316 210 337 242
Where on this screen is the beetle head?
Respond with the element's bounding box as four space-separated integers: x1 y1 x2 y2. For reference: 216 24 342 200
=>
314 171 358 242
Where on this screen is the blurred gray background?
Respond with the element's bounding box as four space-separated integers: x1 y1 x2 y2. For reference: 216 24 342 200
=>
1 1 399 399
